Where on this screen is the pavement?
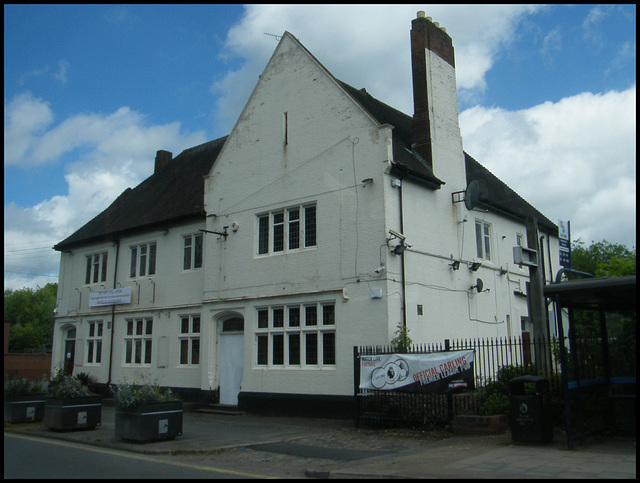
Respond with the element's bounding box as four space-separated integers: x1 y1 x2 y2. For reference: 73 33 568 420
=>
4 402 636 479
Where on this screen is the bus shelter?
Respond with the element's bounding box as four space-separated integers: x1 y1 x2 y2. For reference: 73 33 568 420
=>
544 273 636 449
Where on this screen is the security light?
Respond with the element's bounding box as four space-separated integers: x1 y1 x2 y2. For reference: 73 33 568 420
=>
469 262 481 271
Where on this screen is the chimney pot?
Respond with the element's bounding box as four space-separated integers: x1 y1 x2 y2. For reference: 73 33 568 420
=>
417 11 425 18
154 150 173 173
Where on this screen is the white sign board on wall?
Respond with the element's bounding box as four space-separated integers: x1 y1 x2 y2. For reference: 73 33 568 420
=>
88 287 132 307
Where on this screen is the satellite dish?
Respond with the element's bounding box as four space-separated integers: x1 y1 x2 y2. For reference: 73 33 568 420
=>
471 278 484 293
464 180 480 211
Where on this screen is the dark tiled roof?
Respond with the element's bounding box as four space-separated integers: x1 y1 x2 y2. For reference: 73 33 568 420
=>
337 80 556 234
54 136 228 251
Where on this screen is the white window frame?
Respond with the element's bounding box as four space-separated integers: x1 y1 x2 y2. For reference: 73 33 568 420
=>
130 242 157 278
255 302 335 368
257 204 316 255
475 220 492 261
183 233 203 270
86 320 103 364
85 252 108 285
178 315 201 366
124 318 153 366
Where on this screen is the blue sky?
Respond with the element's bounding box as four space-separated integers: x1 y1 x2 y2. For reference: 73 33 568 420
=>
4 4 636 289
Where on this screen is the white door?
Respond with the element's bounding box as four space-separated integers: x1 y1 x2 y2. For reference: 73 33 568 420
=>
219 332 244 406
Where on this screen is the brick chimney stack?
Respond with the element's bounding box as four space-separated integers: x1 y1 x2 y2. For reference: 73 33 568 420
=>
410 11 455 172
154 150 173 173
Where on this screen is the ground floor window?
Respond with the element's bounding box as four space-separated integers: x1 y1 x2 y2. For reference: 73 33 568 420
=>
255 302 335 367
124 317 153 365
86 320 103 364
179 314 200 365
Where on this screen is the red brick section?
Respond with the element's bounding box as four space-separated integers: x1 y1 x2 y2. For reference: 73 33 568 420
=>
410 14 455 171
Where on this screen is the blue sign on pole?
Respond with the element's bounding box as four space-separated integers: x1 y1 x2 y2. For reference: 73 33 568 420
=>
558 220 571 268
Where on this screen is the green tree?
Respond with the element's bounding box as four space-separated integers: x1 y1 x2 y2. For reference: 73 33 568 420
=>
4 283 57 351
570 239 636 277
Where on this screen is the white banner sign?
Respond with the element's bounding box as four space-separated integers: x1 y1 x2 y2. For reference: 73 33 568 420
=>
88 287 132 307
359 350 474 393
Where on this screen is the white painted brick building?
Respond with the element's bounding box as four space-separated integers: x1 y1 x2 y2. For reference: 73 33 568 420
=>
52 14 559 416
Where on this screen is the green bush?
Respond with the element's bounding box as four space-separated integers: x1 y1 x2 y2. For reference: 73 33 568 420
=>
47 367 94 398
111 377 178 411
4 376 47 396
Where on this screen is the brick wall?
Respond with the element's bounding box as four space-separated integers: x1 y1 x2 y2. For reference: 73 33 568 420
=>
4 353 52 380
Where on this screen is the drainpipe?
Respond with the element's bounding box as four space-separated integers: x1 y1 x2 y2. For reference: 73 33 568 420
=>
398 179 408 329
107 239 120 388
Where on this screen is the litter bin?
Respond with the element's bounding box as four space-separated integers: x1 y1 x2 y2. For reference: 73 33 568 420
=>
508 375 553 444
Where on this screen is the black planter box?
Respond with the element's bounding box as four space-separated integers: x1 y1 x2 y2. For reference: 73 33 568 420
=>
44 395 102 431
115 401 183 443
4 394 47 423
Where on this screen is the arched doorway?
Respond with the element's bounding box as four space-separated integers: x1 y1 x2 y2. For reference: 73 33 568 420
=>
218 317 244 406
63 326 77 375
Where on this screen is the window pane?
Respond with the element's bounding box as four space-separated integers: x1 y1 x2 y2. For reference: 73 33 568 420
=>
148 243 156 275
191 339 200 365
130 247 137 278
258 215 269 254
95 341 102 363
288 209 300 250
101 253 108 282
257 335 268 365
322 304 335 325
93 255 100 283
183 237 192 270
288 307 300 327
134 340 142 363
127 320 133 336
194 234 203 268
125 340 132 363
304 206 317 247
272 334 284 365
145 320 153 335
273 212 284 252
97 323 103 337
483 224 491 260
305 306 317 326
258 310 268 329
323 332 336 365
89 323 95 337
289 334 300 365
181 317 189 333
475 222 483 258
136 319 143 335
144 340 152 364
192 316 201 333
139 245 147 276
305 333 318 364
180 339 188 364
87 341 94 363
273 308 284 328
85 256 92 284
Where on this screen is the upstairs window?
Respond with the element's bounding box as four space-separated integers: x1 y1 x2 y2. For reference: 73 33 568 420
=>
130 242 156 278
85 252 108 284
183 234 203 270
257 204 316 255
475 220 492 261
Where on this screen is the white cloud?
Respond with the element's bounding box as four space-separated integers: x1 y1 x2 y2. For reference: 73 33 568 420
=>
4 96 207 289
212 4 544 132
460 85 636 248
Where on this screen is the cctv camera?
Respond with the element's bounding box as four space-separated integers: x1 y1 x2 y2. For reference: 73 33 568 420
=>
388 229 406 241
374 265 385 274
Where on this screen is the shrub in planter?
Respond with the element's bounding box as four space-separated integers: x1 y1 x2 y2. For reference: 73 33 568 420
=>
111 378 182 443
44 368 102 431
4 377 47 423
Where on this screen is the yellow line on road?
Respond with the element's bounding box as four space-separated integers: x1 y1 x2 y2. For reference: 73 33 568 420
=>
5 433 278 479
